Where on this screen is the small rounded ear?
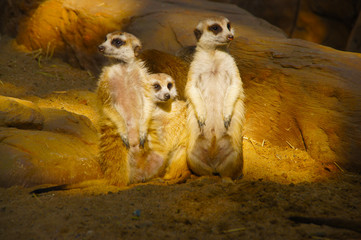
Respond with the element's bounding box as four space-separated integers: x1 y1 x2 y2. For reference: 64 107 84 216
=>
194 28 202 41
134 44 142 57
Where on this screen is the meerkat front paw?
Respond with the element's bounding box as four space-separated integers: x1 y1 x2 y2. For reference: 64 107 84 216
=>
224 115 232 130
120 134 130 149
139 132 147 148
197 116 206 131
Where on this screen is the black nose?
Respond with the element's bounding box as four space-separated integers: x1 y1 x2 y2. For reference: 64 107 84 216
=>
164 93 170 100
98 45 105 52
227 35 234 41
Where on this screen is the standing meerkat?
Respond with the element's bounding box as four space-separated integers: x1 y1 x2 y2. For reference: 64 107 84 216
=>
185 16 245 179
131 73 190 183
97 31 156 185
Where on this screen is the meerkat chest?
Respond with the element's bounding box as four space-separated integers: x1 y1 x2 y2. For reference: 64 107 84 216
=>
194 51 234 93
150 101 186 143
108 65 144 104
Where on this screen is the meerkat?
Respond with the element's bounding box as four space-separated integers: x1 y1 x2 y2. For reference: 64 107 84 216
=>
131 73 190 183
97 31 156 185
185 16 245 179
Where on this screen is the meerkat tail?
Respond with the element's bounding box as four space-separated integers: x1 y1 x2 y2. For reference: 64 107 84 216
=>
163 146 190 184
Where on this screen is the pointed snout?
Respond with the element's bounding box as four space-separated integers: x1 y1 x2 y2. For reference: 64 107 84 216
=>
98 45 105 52
164 93 170 101
227 35 234 41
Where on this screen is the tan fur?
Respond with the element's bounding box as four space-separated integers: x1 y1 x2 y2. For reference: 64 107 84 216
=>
131 73 190 183
96 31 156 185
185 16 245 179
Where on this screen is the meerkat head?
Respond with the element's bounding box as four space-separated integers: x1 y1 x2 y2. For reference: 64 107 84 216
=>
98 31 142 63
193 16 234 49
149 73 178 103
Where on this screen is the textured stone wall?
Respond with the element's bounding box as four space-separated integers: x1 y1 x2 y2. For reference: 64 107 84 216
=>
211 0 361 52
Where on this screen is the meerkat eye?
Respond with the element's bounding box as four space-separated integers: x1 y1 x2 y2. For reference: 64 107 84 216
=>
227 22 231 31
104 36 107 41
211 25 219 31
167 83 173 90
111 38 125 48
153 83 161 91
208 24 222 34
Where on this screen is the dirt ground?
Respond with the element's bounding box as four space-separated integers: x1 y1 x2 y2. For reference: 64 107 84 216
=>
0 36 361 240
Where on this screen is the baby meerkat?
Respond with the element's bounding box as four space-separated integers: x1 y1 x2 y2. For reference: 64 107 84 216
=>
185 16 245 179
97 31 155 185
131 73 190 183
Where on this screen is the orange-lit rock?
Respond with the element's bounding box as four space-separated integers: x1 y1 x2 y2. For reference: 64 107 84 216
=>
15 0 133 72
0 128 101 187
0 96 101 187
0 95 44 130
41 108 98 144
13 0 286 74
228 38 361 172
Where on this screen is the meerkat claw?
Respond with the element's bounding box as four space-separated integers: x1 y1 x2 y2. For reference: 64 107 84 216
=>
139 133 147 148
120 135 130 149
139 138 146 148
224 116 231 129
197 119 206 130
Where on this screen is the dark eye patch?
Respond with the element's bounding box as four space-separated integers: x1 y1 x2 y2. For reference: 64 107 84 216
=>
153 83 161 91
227 22 231 31
208 24 222 35
111 38 125 48
167 82 173 90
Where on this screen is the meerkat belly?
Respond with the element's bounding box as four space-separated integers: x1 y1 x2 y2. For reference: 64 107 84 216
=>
110 72 143 146
199 71 229 139
191 70 236 171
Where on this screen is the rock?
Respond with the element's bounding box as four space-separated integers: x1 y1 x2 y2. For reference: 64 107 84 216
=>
211 0 361 52
0 0 43 37
7 0 286 75
0 95 44 130
124 2 286 54
228 38 361 171
41 108 98 145
0 128 101 187
0 96 101 187
3 0 360 53
346 10 361 53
